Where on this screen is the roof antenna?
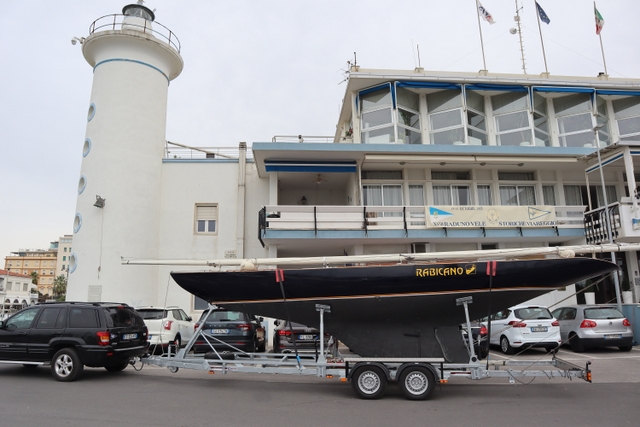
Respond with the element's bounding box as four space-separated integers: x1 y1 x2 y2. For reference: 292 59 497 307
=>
417 44 422 70
510 0 527 74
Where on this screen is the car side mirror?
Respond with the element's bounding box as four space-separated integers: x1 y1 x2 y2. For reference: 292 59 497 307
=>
186 316 192 322
5 323 16 331
274 319 281 326
0 320 4 329
258 317 264 322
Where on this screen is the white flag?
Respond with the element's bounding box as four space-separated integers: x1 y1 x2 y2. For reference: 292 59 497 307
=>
478 1 496 24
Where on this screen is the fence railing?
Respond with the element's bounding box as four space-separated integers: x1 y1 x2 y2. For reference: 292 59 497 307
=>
88 14 181 53
258 205 586 244
584 203 621 244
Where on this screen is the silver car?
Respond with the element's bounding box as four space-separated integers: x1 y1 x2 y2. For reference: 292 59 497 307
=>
551 305 633 352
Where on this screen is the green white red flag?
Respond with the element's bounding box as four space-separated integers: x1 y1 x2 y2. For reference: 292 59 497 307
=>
594 6 604 35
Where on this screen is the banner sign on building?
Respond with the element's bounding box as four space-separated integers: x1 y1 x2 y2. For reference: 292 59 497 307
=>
427 205 557 228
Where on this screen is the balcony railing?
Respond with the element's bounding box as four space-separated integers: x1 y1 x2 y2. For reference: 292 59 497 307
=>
88 14 181 53
583 200 640 244
258 205 586 245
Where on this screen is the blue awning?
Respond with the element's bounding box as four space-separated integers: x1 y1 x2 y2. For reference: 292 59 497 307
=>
533 86 595 94
396 81 461 90
596 90 640 97
465 84 528 92
265 160 357 173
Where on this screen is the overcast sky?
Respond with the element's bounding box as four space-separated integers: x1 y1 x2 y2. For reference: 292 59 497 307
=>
1 0 638 260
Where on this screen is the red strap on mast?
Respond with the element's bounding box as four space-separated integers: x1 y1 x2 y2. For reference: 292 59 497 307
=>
485 260 497 276
275 269 285 282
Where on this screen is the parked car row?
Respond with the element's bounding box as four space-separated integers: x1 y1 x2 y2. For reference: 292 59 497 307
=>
481 304 634 354
0 301 633 382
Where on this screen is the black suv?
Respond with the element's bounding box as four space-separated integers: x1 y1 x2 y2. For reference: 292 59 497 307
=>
0 302 148 381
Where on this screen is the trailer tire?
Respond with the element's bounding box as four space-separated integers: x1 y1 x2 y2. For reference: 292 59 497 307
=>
398 366 435 400
351 365 387 399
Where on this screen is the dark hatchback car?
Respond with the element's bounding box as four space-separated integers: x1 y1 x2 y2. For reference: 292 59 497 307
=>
0 302 148 381
273 320 331 353
193 309 266 353
272 320 332 354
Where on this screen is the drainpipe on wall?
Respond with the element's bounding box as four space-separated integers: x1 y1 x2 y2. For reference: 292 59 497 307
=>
236 142 247 259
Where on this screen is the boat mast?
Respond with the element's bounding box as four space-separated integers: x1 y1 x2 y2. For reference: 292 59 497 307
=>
122 243 640 268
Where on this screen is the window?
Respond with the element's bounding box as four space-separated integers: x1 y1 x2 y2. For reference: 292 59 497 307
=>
533 93 550 146
396 87 421 144
408 185 425 225
477 185 493 205
492 92 532 146
554 94 594 147
360 86 394 144
6 307 39 329
427 89 464 145
499 186 536 206
63 256 66 261
69 308 99 328
432 171 470 180
363 184 403 213
498 172 534 181
466 91 487 145
613 96 640 142
195 204 218 234
22 283 28 291
433 185 471 205
564 185 583 205
35 308 63 329
542 186 556 205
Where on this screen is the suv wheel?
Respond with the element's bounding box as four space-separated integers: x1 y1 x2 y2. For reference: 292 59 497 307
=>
51 348 84 382
171 335 181 354
105 359 130 372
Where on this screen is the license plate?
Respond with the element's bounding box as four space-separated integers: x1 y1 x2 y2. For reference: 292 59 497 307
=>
298 334 315 340
122 333 138 340
530 327 548 333
604 334 622 339
212 329 229 334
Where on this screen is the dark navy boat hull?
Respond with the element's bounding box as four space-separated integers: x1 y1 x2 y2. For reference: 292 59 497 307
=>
171 258 616 360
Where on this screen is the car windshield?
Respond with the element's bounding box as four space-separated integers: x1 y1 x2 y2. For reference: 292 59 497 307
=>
205 310 245 322
514 307 553 320
137 309 167 320
584 307 624 319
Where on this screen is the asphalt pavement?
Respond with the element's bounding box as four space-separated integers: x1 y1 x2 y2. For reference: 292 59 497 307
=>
0 346 638 427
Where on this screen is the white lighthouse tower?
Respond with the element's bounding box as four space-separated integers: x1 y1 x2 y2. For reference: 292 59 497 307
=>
67 2 183 305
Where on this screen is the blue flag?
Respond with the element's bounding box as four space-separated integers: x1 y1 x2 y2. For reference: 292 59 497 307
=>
536 2 550 24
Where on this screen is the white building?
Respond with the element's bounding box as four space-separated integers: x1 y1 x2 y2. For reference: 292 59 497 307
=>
67 3 640 316
0 270 38 318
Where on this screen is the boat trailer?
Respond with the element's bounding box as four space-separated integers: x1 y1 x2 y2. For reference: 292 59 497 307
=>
137 301 592 400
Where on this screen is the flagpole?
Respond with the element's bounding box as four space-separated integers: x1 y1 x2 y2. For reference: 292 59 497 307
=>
595 1 608 75
475 0 488 71
535 2 549 75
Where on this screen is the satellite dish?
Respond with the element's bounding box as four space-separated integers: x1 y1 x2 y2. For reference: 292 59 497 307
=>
509 28 518 35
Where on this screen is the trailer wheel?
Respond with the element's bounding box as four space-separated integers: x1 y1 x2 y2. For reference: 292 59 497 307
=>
351 366 387 399
398 366 435 400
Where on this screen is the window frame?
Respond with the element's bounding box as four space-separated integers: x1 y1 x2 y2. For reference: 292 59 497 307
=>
195 203 218 235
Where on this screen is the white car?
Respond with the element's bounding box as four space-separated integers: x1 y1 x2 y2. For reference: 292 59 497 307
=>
136 307 194 353
487 305 561 354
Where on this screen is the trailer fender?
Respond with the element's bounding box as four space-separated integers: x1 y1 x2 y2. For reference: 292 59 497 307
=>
396 362 439 382
347 361 391 382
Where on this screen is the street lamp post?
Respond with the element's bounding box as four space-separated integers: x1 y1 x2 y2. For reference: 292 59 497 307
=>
594 125 623 311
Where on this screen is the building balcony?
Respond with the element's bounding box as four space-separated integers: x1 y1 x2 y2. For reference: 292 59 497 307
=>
258 204 586 247
584 199 640 245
